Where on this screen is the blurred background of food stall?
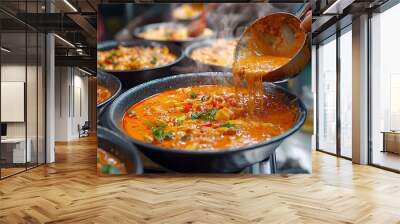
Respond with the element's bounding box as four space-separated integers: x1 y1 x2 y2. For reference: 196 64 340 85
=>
97 3 313 174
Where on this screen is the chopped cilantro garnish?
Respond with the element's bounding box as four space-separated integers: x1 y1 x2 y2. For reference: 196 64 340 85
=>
106 52 115 59
191 108 218 121
175 115 186 126
146 120 173 141
190 112 201 119
101 164 120 174
220 122 236 128
150 56 158 65
152 127 173 141
190 92 198 99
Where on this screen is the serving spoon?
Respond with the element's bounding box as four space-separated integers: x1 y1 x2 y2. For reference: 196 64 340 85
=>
233 12 310 83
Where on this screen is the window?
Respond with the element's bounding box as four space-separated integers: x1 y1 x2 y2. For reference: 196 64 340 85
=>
317 35 337 154
370 2 400 171
339 27 352 158
0 1 47 179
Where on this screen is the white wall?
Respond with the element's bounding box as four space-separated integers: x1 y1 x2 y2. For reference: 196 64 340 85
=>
54 67 89 141
1 65 26 139
54 66 69 141
1 63 46 164
72 73 89 138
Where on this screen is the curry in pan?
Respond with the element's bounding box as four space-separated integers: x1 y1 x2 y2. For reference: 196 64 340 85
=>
97 45 177 71
97 84 112 105
97 148 127 175
122 85 298 150
122 40 295 151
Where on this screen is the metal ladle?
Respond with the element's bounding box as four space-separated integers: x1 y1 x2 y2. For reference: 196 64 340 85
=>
233 12 310 83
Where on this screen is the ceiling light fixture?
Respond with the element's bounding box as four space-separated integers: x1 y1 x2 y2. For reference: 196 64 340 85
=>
76 48 85 55
63 0 78 12
1 47 11 53
78 67 92 76
322 0 355 15
54 34 75 48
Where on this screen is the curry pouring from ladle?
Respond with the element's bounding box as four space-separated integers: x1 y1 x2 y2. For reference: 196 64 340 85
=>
233 12 310 83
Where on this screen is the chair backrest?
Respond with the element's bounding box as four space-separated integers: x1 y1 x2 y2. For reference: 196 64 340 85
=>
82 121 90 129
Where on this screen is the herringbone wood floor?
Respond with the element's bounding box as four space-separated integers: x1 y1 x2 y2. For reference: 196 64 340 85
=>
0 136 399 224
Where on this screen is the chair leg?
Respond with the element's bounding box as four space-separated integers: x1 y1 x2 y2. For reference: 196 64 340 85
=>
270 152 277 174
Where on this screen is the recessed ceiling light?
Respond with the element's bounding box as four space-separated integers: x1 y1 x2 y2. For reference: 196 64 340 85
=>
54 34 75 48
63 0 78 12
1 47 11 53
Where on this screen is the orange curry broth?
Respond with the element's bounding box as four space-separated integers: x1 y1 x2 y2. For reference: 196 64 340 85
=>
232 13 305 82
232 55 290 114
97 85 112 104
122 85 298 150
231 14 305 116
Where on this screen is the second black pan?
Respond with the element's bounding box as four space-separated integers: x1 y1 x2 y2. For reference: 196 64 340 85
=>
97 39 184 89
132 22 215 47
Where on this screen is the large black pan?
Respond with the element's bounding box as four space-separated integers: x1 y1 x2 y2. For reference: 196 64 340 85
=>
97 70 122 121
132 22 215 46
97 39 183 89
98 126 143 175
105 72 306 173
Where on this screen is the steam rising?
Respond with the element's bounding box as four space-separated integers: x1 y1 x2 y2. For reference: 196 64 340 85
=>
176 3 289 79
207 3 281 38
